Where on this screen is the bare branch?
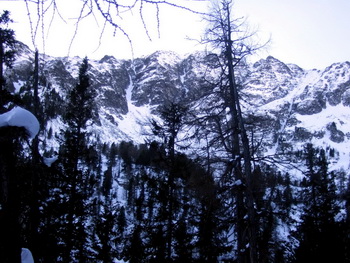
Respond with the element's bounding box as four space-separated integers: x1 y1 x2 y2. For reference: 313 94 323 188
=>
17 0 207 56
139 0 152 41
46 0 67 35
68 0 91 56
24 0 35 46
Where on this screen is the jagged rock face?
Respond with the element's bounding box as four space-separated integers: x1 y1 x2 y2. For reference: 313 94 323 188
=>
131 51 185 106
92 56 130 115
179 52 222 101
242 57 350 155
326 122 345 143
294 98 325 115
130 51 216 107
246 56 304 106
5 44 350 169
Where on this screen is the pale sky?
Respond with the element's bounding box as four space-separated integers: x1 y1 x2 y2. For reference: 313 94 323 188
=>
1 0 350 69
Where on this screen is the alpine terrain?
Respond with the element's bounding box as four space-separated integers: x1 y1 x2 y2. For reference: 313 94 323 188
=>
1 42 350 262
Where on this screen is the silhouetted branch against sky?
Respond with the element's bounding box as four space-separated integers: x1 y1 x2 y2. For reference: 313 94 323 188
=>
3 0 209 58
1 0 350 69
201 0 270 63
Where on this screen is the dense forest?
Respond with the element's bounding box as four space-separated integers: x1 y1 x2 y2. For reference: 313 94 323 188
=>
1 2 350 263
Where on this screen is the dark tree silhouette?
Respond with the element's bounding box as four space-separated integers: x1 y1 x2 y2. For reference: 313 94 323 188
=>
0 10 17 112
198 1 266 261
57 57 96 261
0 126 28 263
294 144 344 263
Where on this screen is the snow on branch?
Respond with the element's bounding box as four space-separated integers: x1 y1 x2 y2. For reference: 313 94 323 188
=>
0 107 40 138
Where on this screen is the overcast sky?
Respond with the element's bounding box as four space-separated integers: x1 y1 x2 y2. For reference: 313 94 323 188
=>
1 0 350 69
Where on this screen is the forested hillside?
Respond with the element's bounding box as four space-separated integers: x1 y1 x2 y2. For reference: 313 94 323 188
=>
1 5 350 263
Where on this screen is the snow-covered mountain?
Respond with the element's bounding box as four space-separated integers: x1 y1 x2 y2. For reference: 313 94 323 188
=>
6 43 350 173
4 42 350 263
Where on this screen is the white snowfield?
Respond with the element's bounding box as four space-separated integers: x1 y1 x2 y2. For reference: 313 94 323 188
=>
0 107 39 138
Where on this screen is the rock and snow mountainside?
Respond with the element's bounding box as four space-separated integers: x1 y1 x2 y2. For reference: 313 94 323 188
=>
5 44 350 173
246 57 350 172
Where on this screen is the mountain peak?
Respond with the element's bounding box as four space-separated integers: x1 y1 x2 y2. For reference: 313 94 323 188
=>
8 46 350 172
99 55 117 64
144 50 183 67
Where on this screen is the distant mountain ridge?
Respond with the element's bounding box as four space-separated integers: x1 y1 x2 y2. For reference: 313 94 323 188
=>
5 43 350 173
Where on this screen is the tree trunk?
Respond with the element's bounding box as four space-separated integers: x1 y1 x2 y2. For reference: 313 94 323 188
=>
0 41 5 110
29 49 41 261
0 127 24 263
225 5 258 261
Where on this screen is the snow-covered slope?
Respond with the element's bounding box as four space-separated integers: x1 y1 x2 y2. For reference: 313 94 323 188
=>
244 58 350 173
5 43 350 174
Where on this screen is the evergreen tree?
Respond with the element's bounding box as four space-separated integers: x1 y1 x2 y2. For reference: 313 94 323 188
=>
294 144 344 262
21 49 46 262
94 191 117 262
0 12 41 262
56 57 96 262
0 10 17 111
0 126 28 263
128 225 144 263
115 205 127 259
252 166 294 263
150 102 189 260
190 167 225 262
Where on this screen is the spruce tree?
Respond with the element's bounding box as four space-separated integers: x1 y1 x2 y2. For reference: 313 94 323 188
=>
294 144 344 262
0 126 28 263
58 57 96 262
0 10 16 112
150 102 189 260
192 169 224 262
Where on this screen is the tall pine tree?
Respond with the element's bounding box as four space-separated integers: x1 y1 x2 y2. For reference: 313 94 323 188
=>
58 57 96 262
294 144 344 262
0 10 16 112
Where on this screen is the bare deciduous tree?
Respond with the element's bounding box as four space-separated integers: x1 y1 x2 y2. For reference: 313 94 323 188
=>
197 0 268 262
